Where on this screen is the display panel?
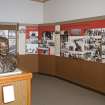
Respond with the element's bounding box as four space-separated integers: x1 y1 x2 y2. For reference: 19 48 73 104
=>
83 28 102 62
25 31 38 54
60 31 69 57
18 25 38 55
0 30 16 55
38 31 55 55
60 28 105 63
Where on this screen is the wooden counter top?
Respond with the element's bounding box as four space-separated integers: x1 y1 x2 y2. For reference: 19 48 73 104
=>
0 72 32 84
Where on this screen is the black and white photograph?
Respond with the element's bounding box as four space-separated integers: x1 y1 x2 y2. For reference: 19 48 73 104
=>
0 30 8 38
8 30 16 39
39 31 55 55
9 39 16 55
42 31 53 41
101 28 105 61
68 36 85 59
60 31 69 57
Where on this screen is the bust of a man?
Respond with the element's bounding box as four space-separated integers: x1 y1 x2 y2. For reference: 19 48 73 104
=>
0 37 17 73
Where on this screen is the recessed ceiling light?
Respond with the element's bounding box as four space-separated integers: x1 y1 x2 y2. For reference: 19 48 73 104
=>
31 0 49 3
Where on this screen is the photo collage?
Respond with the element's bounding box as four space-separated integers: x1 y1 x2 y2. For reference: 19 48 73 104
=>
25 31 38 54
19 25 38 54
60 28 105 63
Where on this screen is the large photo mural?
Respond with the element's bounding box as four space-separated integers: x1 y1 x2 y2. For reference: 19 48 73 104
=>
60 28 105 63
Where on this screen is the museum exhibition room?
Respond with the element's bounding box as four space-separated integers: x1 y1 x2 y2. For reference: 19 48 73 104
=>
0 0 105 105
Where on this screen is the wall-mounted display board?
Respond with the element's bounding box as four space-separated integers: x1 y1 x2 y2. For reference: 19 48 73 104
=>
37 20 105 63
59 28 105 63
38 25 61 56
0 30 17 55
60 29 84 58
83 28 102 62
38 31 55 55
54 32 60 56
38 24 55 55
18 25 38 55
59 19 105 63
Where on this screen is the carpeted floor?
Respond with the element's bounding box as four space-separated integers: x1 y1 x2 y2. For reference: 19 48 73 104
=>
32 74 105 105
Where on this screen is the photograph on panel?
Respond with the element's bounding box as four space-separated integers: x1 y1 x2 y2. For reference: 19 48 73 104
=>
8 30 16 39
83 28 102 62
54 32 60 56
0 30 8 38
101 28 105 63
68 36 85 59
25 31 38 54
26 31 38 44
0 30 17 55
9 39 16 55
60 30 69 57
39 31 55 55
101 28 105 44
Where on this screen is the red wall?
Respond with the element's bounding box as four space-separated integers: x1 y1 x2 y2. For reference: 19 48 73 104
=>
38 19 105 38
61 20 105 35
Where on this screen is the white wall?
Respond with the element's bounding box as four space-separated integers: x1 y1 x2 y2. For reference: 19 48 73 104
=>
44 0 105 23
0 0 43 24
